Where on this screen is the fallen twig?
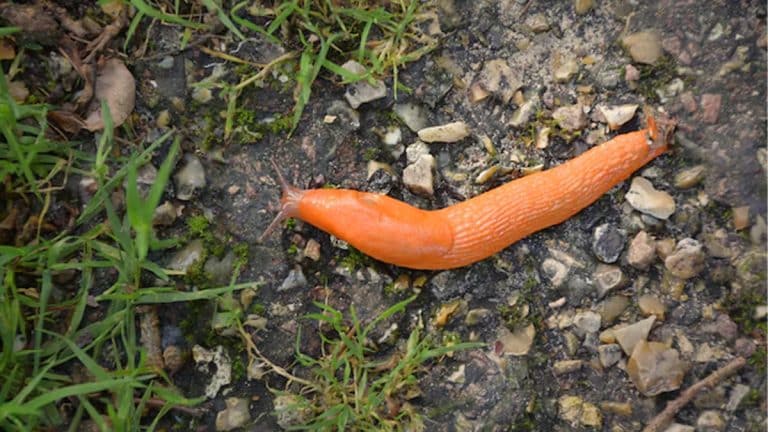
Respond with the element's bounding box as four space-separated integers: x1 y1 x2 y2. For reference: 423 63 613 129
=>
642 356 747 432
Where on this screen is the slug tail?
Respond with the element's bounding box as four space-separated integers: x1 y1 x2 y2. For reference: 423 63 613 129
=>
644 106 676 160
258 158 304 243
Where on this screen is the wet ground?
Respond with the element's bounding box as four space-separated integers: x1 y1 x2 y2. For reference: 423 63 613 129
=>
4 0 766 431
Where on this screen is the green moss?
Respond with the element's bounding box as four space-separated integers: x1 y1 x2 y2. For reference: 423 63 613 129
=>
186 215 210 237
363 146 381 161
340 248 370 272
233 243 249 267
286 244 299 255
231 354 247 381
184 250 211 286
498 303 530 330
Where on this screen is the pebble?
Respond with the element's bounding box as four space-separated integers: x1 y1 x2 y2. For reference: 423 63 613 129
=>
525 13 550 33
625 64 640 82
553 359 583 375
168 239 204 272
718 45 749 77
573 311 602 336
303 239 321 261
465 308 492 326
732 206 750 230
204 251 235 285
664 238 705 279
700 93 722 124
664 423 695 432
638 295 665 320
496 324 535 356
342 60 387 108
734 337 756 358
542 258 570 288
622 30 663 64
628 231 657 270
558 395 603 428
152 201 180 226
613 316 656 355
473 58 522 104
274 394 312 429
536 127 551 149
192 345 232 399
626 340 687 396
599 295 629 325
625 177 676 219
674 165 706 189
403 154 436 196
215 397 251 432
552 103 588 131
725 384 751 411
509 93 541 128
679 91 697 113
712 314 738 341
703 229 738 258
592 223 626 263
655 238 676 260
326 100 360 130
192 87 212 103
598 104 638 130
553 56 579 82
393 102 428 132
574 0 594 15
278 266 307 292
598 343 622 368
174 154 206 200
593 264 627 298
695 410 726 432
417 121 470 143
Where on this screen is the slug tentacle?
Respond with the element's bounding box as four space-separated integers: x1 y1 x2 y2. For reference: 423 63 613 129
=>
258 158 304 243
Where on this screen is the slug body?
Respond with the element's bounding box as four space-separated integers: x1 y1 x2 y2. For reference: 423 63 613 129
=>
271 116 673 270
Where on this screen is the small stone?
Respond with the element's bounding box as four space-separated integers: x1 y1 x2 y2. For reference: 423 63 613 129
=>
627 341 687 396
393 102 428 132
215 397 251 432
474 59 522 104
725 384 751 411
552 104 587 131
303 239 321 261
734 337 756 358
638 295 665 320
168 239 204 272
655 238 676 260
558 395 603 428
342 60 387 108
403 154 436 196
417 121 471 143
573 311 602 336
592 223 626 263
628 231 657 270
274 394 312 429
474 165 500 184
625 177 675 219
509 93 541 128
593 264 627 298
174 154 206 200
664 238 705 279
703 229 737 258
696 410 726 432
192 87 212 103
152 201 179 226
598 343 622 368
599 295 629 325
553 56 579 82
718 46 749 77
674 165 706 189
574 0 594 15
613 316 656 355
679 91 697 113
405 141 430 163
664 423 695 432
204 251 235 285
712 314 738 341
625 64 640 82
553 359 583 375
542 258 569 287
732 206 750 230
536 127 551 149
465 308 492 326
700 93 722 124
496 324 535 356
278 266 307 292
525 13 550 33
598 104 638 130
622 30 663 64
156 109 171 128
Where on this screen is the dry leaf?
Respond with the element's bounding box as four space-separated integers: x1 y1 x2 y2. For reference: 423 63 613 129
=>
48 110 85 134
0 38 15 60
8 81 29 102
84 58 135 131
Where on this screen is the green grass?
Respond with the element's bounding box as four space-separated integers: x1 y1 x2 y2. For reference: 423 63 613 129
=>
247 296 483 431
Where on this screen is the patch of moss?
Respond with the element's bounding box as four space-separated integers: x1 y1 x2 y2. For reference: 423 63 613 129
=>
498 303 530 330
184 250 211 286
340 248 370 272
186 215 210 238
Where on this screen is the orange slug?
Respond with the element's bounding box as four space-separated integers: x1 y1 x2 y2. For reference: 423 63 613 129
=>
262 111 675 270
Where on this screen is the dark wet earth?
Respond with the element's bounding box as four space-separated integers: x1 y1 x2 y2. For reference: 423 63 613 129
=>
7 0 767 430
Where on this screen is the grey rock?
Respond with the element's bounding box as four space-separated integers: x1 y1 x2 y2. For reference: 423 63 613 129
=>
475 59 522 104
664 238 706 279
542 258 569 288
278 266 307 292
622 30 663 65
394 102 428 132
509 93 541 128
614 316 656 355
695 410 726 432
592 223 626 263
204 251 235 285
552 104 587 131
168 239 204 272
627 341 688 396
598 343 622 368
215 397 251 432
628 231 656 270
403 154 436 196
625 177 675 219
726 384 751 411
593 264 627 298
342 60 387 108
174 154 206 200
573 311 602 337
326 100 360 131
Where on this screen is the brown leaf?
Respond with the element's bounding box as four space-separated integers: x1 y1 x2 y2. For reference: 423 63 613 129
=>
0 38 15 60
48 110 85 134
0 2 60 46
83 58 135 131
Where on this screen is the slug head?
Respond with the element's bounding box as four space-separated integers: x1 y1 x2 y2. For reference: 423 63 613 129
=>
258 158 303 243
